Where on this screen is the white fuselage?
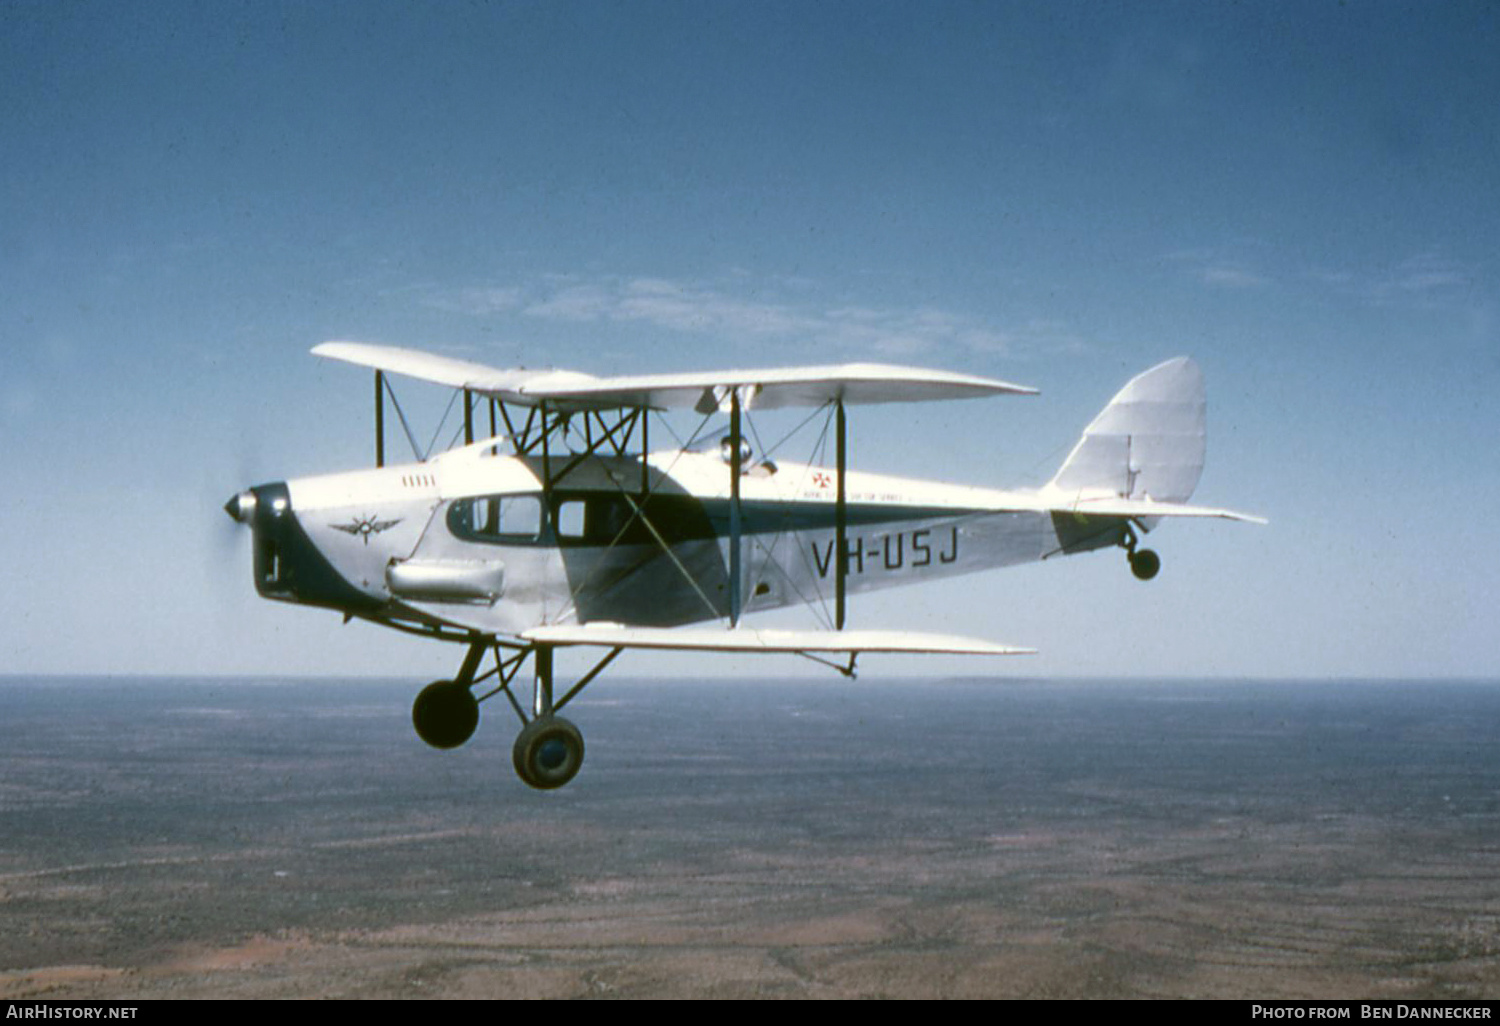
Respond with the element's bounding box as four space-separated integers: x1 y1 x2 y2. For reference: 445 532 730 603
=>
243 446 1121 639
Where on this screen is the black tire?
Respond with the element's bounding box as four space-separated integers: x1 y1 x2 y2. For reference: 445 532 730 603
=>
412 680 480 750
1130 548 1161 581
512 716 585 790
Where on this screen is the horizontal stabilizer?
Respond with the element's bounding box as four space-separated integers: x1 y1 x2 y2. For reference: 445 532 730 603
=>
521 624 1033 656
1043 494 1267 525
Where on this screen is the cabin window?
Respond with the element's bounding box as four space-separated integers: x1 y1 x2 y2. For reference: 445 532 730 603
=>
552 494 639 546
550 492 714 547
449 490 716 547
448 494 543 543
586 495 637 543
557 500 586 540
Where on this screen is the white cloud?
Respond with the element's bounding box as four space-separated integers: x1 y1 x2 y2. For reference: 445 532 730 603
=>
1201 265 1270 289
1171 246 1486 310
1166 249 1272 290
423 286 525 317
1305 253 1477 310
522 283 615 322
1385 254 1471 298
421 273 1084 361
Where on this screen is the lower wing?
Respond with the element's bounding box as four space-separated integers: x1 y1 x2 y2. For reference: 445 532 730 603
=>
522 624 1033 657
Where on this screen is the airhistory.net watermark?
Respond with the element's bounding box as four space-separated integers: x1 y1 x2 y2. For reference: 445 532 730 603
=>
5 1009 137 1020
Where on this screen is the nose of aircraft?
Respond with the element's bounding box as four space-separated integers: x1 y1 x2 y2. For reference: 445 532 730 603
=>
221 481 378 611
224 489 257 523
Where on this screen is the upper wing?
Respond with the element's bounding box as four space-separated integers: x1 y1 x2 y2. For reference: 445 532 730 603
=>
521 364 1037 412
313 341 1036 411
521 624 1034 656
312 341 604 397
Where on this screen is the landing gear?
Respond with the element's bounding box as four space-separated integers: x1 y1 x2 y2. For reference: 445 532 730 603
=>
408 635 620 791
512 716 585 790
412 680 479 749
411 637 489 750
1129 548 1160 581
506 645 600 790
1120 525 1161 581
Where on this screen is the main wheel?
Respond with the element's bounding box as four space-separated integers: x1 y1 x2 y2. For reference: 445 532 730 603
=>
1129 548 1161 581
412 680 480 749
512 717 585 790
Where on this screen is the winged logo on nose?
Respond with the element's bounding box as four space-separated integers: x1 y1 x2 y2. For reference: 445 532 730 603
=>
331 514 403 545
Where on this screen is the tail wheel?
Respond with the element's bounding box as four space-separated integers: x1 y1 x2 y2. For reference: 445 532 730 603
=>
412 680 480 749
513 716 585 790
1129 548 1161 581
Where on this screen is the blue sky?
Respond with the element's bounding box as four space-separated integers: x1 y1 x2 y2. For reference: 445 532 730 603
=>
2 1 1496 679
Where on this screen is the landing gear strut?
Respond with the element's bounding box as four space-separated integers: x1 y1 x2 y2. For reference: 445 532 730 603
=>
411 639 486 748
1120 525 1161 581
410 635 620 791
509 645 586 790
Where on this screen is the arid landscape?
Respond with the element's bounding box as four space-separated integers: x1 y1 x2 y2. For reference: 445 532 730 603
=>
2 676 1497 999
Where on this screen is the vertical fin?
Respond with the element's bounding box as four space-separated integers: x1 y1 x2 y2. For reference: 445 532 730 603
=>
1048 357 1206 505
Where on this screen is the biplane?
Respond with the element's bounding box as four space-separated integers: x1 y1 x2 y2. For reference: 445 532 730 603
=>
224 343 1261 789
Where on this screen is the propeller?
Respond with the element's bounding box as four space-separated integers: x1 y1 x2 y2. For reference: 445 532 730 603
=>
208 434 265 574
